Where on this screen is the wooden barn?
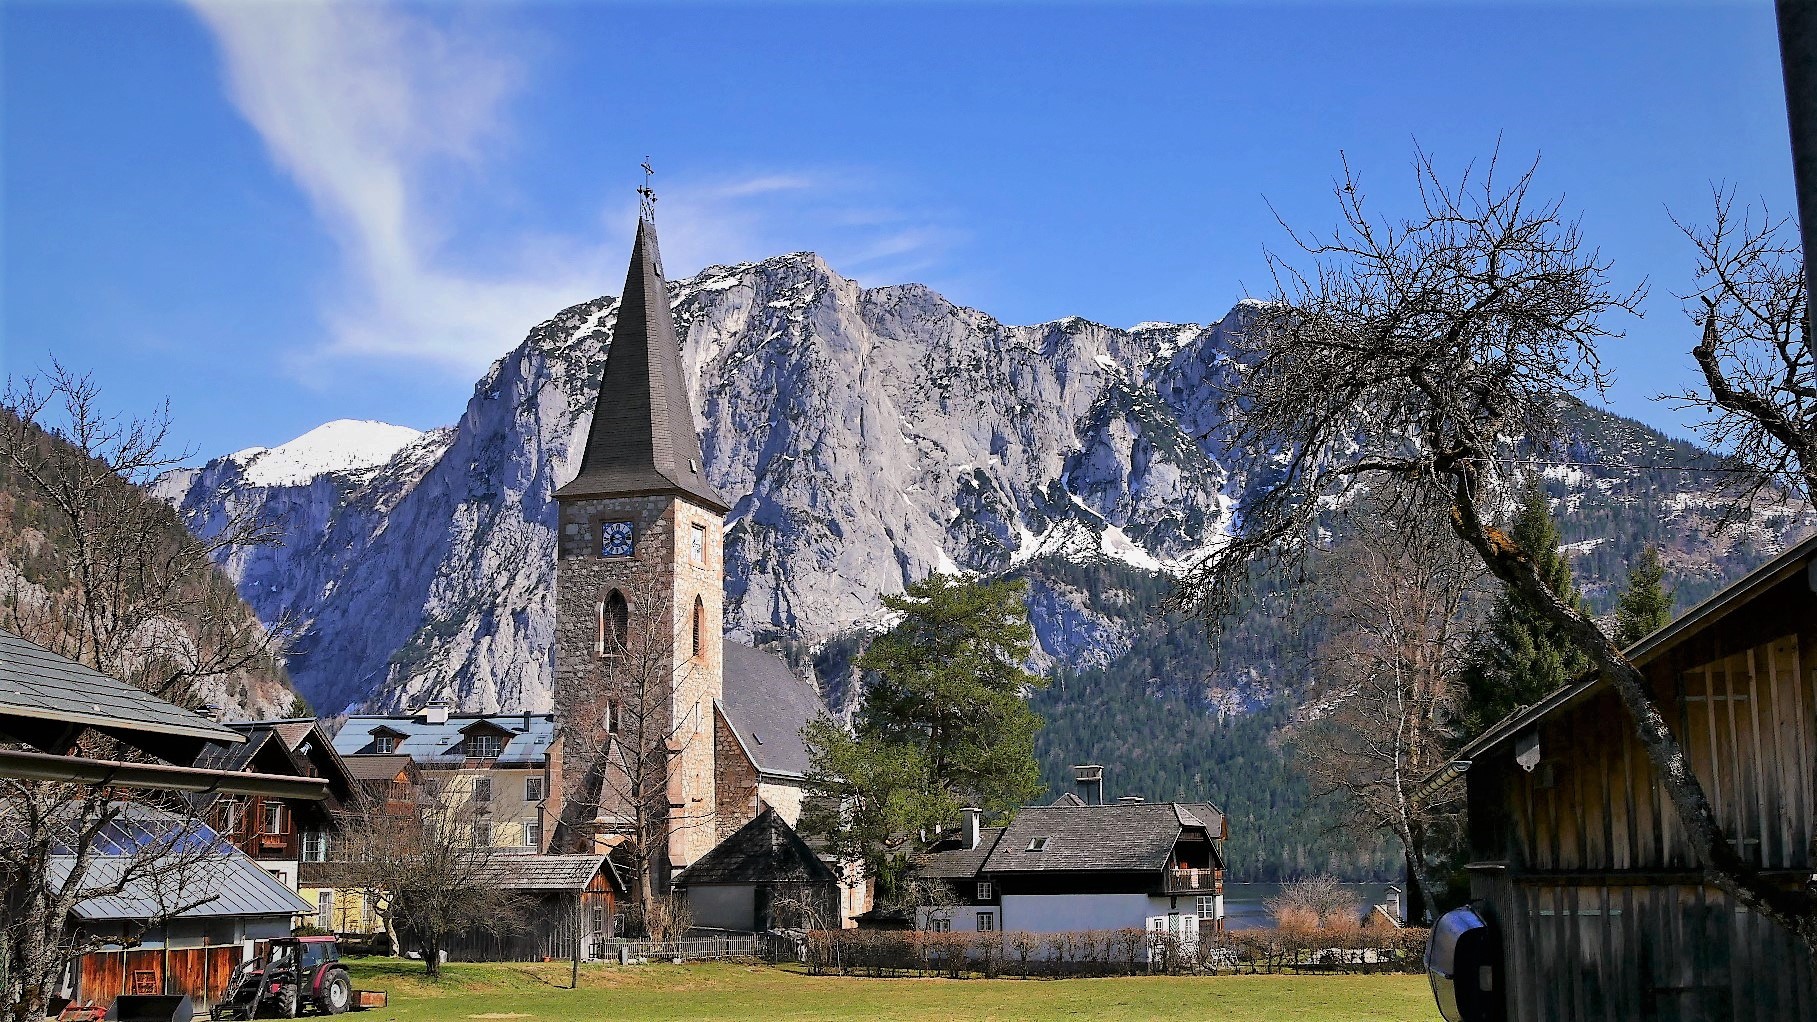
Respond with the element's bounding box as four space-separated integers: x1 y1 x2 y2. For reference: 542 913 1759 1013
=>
1428 535 1817 1022
423 855 623 962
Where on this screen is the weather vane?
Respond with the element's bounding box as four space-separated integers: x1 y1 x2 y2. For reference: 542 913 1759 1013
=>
638 158 657 223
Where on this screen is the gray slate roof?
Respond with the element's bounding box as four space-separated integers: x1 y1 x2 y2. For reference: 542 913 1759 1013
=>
718 641 824 779
0 627 240 759
553 217 728 512
476 854 619 893
982 802 1221 874
916 828 1005 880
331 711 556 766
673 807 835 886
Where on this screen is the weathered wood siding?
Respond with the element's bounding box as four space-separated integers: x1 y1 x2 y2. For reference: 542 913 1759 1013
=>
1468 574 1817 1022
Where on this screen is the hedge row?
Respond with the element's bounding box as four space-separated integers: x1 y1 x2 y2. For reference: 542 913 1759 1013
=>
799 925 1431 978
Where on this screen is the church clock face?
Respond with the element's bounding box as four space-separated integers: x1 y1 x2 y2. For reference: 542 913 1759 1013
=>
600 520 634 558
689 523 706 565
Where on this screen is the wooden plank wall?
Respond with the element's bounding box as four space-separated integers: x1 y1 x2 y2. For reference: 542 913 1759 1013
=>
75 946 242 1009
1484 625 1817 1022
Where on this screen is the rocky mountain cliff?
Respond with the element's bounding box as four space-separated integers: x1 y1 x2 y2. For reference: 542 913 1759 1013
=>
158 253 1806 717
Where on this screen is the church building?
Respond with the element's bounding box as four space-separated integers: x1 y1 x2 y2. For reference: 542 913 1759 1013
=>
551 204 850 928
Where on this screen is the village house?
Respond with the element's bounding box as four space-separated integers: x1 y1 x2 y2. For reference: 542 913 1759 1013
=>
330 706 558 852
192 718 360 893
912 766 1226 940
50 807 313 1010
1425 535 1817 1022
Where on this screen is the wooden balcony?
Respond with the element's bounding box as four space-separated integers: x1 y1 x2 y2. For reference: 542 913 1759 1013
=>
1163 867 1222 895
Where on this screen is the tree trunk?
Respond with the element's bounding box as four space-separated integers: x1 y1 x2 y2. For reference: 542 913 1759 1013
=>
422 937 442 980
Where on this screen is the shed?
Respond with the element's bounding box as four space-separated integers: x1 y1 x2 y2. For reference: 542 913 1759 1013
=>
673 807 838 932
1428 535 1817 1022
420 855 623 962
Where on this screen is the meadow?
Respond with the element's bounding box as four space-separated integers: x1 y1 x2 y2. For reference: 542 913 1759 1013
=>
344 957 1439 1022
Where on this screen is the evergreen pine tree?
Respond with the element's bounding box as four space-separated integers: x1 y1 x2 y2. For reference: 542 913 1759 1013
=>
1613 545 1674 647
1459 481 1588 738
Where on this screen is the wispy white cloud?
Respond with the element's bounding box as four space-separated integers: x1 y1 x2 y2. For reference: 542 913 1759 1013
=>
188 2 958 377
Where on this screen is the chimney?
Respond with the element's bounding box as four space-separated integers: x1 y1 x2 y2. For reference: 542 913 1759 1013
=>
1117 795 1145 805
1072 764 1104 806
962 807 982 850
522 710 533 731
1386 885 1403 925
421 700 450 726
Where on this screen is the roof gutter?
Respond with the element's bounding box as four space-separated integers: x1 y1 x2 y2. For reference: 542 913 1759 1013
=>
0 747 332 800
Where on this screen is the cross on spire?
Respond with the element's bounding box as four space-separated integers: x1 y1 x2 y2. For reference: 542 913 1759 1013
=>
638 158 657 222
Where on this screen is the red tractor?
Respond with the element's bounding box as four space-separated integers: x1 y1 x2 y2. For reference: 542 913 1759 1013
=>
210 936 353 1019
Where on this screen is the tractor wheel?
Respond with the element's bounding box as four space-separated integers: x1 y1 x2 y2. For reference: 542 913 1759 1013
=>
276 984 300 1019
321 971 353 1015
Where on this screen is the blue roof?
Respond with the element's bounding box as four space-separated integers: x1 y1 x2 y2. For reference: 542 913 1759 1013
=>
331 711 556 766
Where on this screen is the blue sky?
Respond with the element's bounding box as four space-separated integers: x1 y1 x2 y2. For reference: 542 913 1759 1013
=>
1 1 1798 461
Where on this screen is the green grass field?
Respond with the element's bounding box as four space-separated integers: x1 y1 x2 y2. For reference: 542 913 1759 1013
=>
343 958 1439 1022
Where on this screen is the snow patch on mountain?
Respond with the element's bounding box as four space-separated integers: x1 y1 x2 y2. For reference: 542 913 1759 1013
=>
230 420 425 487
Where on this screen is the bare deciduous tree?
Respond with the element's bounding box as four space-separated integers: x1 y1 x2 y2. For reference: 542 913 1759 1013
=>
1172 148 1817 959
333 777 518 979
1291 497 1478 925
0 361 284 707
553 574 711 935
1670 191 1814 508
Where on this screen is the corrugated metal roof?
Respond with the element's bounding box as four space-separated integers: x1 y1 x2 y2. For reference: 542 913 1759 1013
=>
331 712 556 766
47 808 312 920
718 641 825 779
0 628 240 750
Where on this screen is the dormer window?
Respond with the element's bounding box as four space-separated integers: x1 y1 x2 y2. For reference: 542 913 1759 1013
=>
468 734 503 759
374 735 395 754
1027 837 1049 852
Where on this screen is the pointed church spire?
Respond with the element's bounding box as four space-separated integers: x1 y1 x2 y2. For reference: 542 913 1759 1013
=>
555 209 729 512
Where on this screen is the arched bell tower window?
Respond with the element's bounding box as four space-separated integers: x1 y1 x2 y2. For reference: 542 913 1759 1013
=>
692 596 705 659
599 589 629 655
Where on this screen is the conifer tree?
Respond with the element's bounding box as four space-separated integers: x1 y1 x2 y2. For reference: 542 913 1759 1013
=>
1458 482 1587 737
1613 545 1674 647
800 573 1047 899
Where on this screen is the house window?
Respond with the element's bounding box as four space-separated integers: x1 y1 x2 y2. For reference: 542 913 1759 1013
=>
689 523 707 565
262 802 285 835
472 776 493 801
317 891 334 931
927 917 950 933
373 734 395 754
1026 837 1048 852
599 520 634 558
525 818 542 849
976 912 995 933
525 777 545 802
301 830 328 863
599 590 629 655
691 597 705 658
1197 896 1218 920
468 735 503 759
217 798 240 834
977 881 993 900
472 820 492 846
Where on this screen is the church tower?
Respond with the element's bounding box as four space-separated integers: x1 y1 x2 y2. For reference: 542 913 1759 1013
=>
554 208 730 878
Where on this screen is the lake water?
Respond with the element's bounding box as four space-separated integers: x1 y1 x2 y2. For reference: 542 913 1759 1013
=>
1221 881 1403 931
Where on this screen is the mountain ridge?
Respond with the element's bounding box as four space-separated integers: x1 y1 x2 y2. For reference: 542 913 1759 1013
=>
156 251 1806 717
